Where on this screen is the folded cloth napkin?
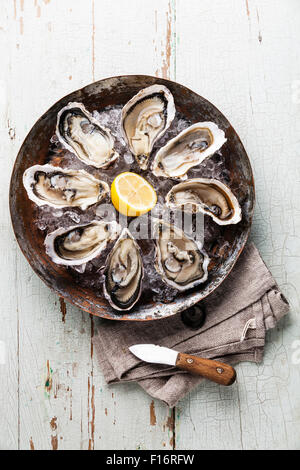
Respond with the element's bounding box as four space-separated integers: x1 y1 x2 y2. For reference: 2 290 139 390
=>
93 243 289 407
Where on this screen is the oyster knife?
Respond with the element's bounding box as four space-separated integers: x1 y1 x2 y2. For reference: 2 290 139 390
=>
129 344 236 386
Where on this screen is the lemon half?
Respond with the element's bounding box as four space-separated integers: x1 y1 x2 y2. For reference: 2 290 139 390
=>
111 172 157 217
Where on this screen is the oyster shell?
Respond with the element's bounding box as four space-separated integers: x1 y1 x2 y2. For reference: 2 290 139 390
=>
152 219 209 291
104 228 143 311
45 220 121 266
56 102 118 168
152 122 226 179
166 178 242 225
23 164 109 210
121 85 175 169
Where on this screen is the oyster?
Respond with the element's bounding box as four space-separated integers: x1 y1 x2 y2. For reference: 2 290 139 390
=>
45 220 121 266
104 229 143 311
152 219 209 291
121 85 175 169
56 102 118 168
23 164 109 210
152 122 226 179
166 178 242 225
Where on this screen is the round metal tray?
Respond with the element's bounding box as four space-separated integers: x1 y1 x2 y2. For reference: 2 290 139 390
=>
9 75 255 321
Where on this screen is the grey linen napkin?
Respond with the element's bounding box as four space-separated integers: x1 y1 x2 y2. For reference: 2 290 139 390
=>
93 243 289 407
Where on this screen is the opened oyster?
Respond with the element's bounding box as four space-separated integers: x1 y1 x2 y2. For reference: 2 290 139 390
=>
121 85 175 170
152 122 226 179
152 219 209 291
56 102 118 168
45 220 121 266
104 228 143 311
23 164 109 210
166 178 242 225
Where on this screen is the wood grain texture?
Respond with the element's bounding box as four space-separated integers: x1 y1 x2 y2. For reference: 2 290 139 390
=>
1 0 299 450
176 354 236 386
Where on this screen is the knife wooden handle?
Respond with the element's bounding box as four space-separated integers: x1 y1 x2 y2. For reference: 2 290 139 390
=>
176 353 236 386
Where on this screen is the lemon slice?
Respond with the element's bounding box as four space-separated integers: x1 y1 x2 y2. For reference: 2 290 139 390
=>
111 172 157 217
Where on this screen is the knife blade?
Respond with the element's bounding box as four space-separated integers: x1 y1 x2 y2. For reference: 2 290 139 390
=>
129 343 236 386
129 344 179 366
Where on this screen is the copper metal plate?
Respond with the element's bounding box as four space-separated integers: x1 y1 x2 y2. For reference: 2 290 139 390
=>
9 75 255 321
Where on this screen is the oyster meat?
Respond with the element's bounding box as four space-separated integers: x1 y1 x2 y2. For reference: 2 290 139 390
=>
166 178 242 225
56 102 118 168
104 228 143 311
23 164 109 210
152 122 226 179
45 220 121 266
153 219 209 291
121 85 175 169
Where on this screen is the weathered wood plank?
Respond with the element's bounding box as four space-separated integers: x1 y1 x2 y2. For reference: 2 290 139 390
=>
8 0 94 450
0 1 19 450
175 0 300 450
92 0 176 81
